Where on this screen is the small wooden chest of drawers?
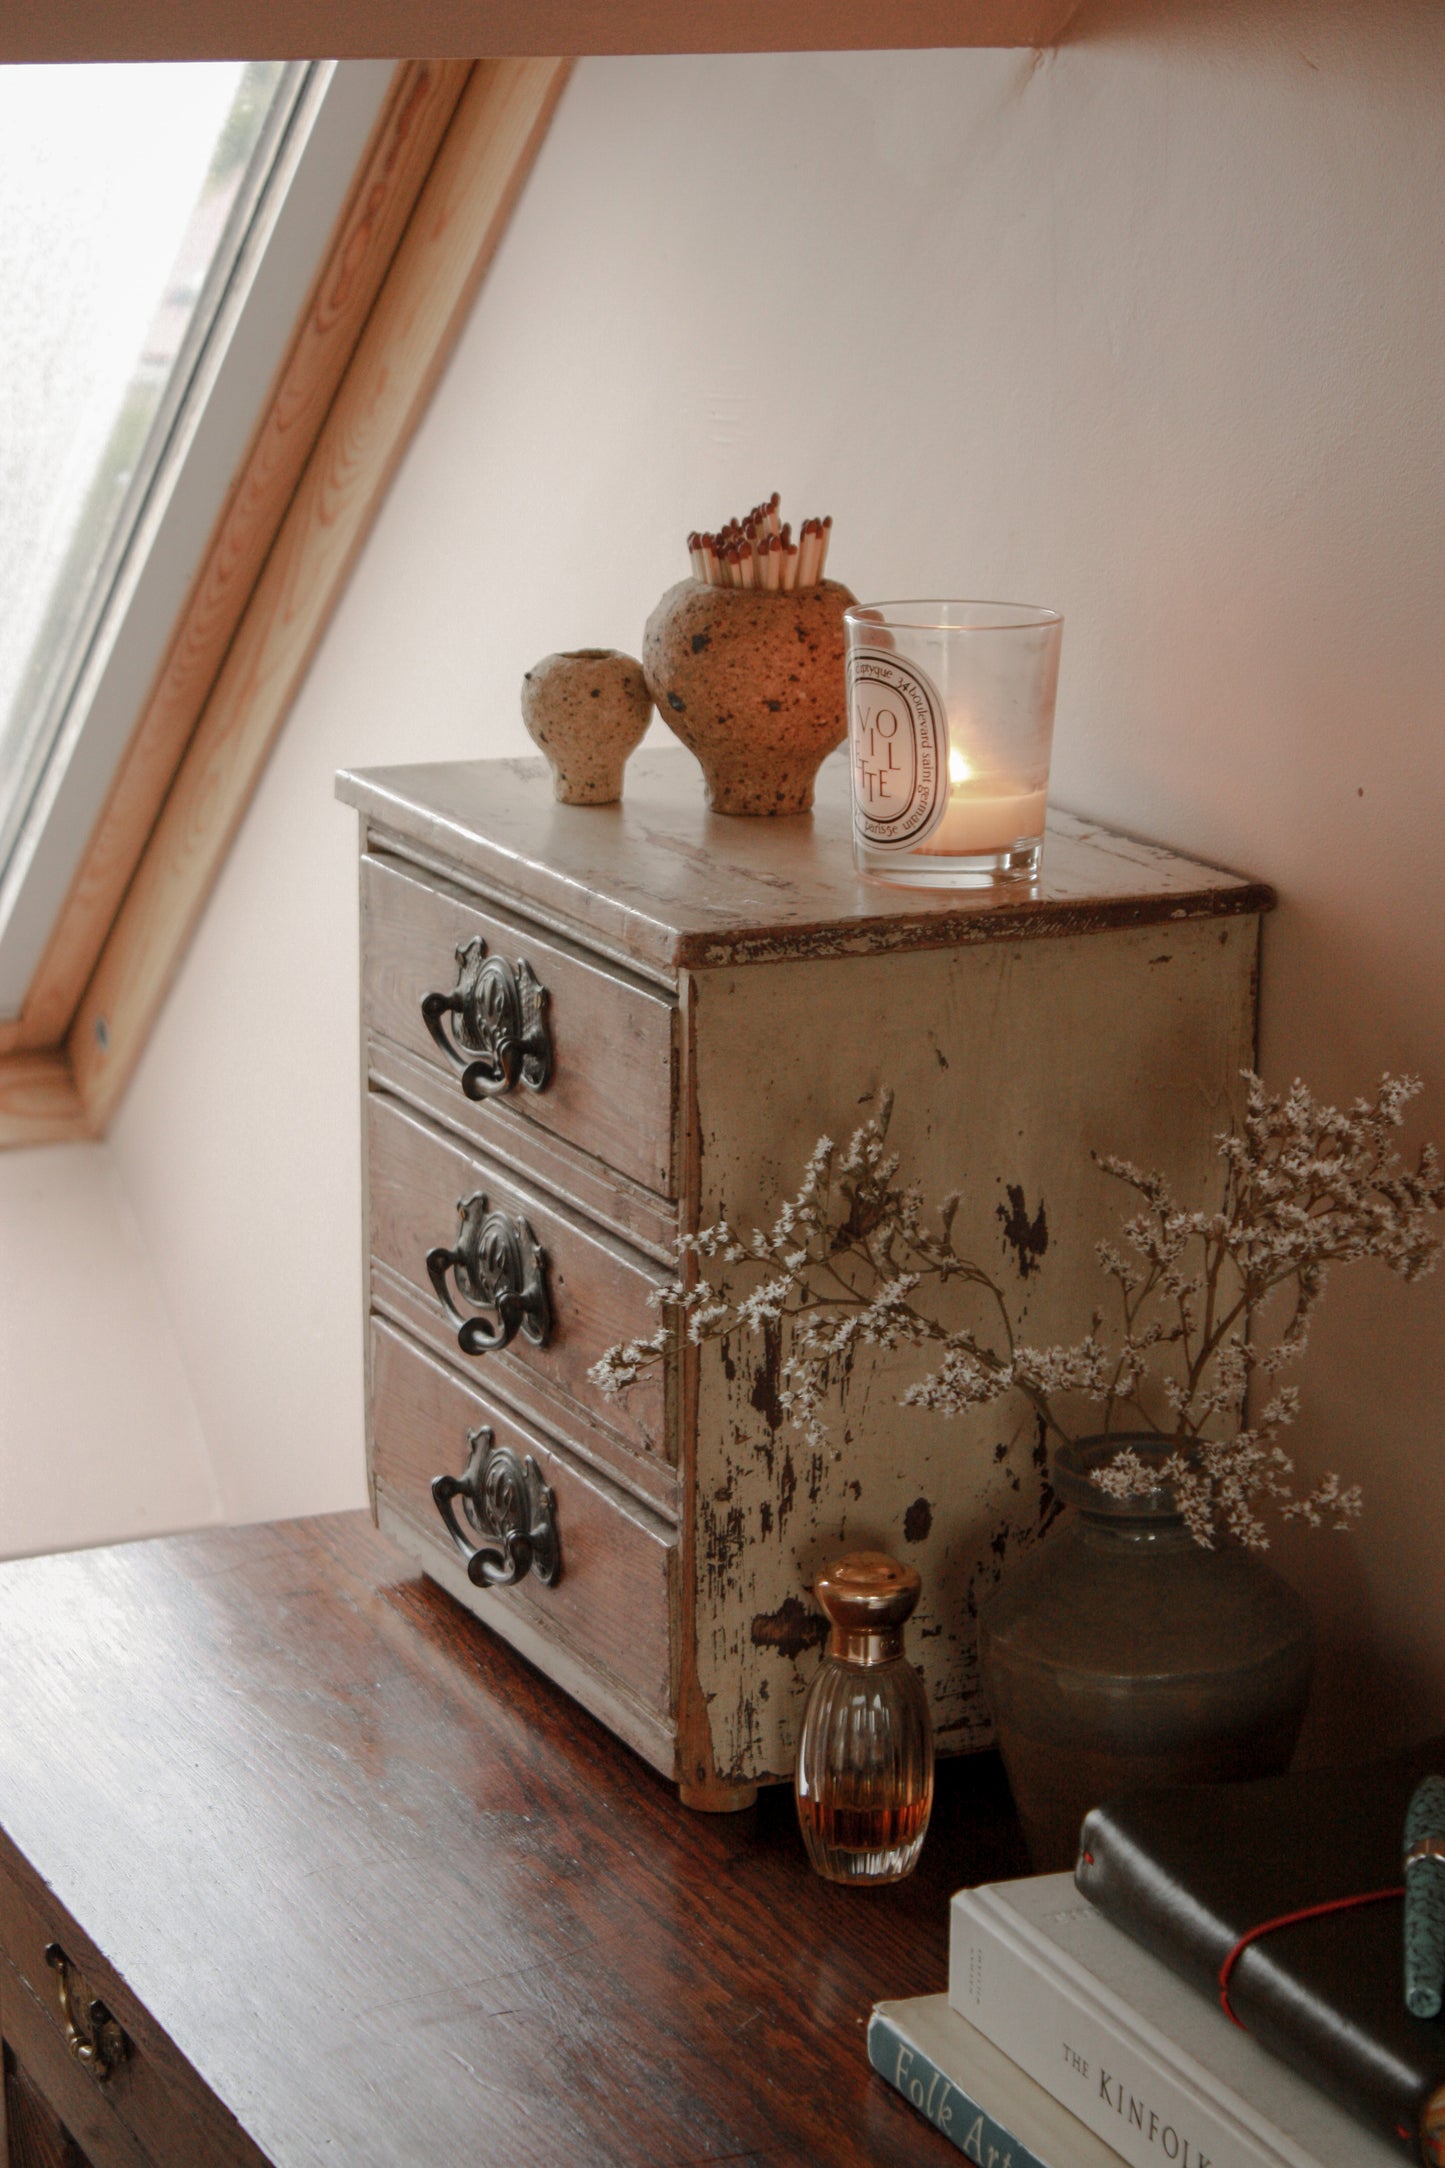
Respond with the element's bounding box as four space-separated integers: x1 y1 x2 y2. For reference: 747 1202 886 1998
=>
338 750 1272 1809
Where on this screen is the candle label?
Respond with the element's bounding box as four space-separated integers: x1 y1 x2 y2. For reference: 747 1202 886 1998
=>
847 647 949 849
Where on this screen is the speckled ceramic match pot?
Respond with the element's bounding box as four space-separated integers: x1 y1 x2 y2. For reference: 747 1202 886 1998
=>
520 648 653 805
642 578 856 816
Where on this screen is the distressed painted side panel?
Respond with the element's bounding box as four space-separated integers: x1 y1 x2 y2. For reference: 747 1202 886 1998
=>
689 916 1260 1784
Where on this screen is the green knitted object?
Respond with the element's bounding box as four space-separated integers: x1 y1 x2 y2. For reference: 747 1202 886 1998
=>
1404 1774 1445 2019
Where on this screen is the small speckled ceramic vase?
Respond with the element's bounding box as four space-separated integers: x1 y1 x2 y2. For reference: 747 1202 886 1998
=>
520 648 653 805
979 1438 1314 1873
642 578 856 815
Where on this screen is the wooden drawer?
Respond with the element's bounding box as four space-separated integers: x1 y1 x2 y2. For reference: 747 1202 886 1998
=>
3 1958 152 2167
370 1319 676 1765
362 852 676 1196
0 1847 261 2167
368 1092 672 1462
366 1029 679 1267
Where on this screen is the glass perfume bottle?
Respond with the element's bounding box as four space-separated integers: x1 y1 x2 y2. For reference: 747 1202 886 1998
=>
794 1551 934 1884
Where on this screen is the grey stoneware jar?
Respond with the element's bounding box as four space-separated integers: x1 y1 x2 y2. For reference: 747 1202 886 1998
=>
978 1436 1314 1872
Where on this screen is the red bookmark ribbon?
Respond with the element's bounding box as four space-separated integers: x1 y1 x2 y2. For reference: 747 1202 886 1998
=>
1217 1885 1405 2027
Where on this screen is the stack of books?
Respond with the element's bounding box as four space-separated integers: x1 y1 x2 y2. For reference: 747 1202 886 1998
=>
870 1741 1445 2166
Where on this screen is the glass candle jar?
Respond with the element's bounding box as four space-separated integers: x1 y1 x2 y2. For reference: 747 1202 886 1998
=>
844 600 1063 888
794 1552 933 1885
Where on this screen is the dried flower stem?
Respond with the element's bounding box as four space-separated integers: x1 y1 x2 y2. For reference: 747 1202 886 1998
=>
591 1074 1442 1550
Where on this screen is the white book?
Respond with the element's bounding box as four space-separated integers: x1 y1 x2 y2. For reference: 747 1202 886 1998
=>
949 1874 1402 2168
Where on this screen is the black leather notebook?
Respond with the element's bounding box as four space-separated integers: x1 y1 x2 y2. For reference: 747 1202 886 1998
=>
1076 1741 1445 2164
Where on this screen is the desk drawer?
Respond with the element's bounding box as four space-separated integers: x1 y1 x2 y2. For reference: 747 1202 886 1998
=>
371 1319 676 1744
362 852 676 1196
367 1093 671 1462
3 1954 151 2168
0 1849 261 2167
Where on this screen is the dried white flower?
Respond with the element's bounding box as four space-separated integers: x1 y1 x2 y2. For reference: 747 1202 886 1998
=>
589 1073 1441 1548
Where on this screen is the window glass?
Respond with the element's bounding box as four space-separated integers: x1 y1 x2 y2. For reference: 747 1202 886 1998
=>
0 62 289 857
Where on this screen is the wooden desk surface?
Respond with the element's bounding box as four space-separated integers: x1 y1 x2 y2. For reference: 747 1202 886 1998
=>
0 1514 1026 2167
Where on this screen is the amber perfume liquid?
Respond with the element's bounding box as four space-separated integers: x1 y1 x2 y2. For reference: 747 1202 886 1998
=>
796 1552 935 1884
795 1786 933 1878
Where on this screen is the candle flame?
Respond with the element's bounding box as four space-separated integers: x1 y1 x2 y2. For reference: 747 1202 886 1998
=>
948 746 973 786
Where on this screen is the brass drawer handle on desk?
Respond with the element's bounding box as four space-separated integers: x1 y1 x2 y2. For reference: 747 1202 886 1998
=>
426 1192 551 1356
432 1426 561 1588
420 936 552 1100
43 1944 129 2082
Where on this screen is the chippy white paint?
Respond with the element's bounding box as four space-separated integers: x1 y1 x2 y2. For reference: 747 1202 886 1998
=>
689 920 1257 1782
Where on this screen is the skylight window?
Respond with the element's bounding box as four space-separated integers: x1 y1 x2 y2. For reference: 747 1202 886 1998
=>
0 59 393 1018
0 63 295 865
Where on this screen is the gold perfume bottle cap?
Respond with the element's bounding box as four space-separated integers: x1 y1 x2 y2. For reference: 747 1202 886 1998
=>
815 1552 921 1665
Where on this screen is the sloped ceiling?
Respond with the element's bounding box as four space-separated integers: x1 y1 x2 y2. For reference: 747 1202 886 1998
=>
2 0 1084 63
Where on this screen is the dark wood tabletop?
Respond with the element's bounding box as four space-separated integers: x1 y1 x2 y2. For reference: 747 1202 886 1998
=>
0 1513 1027 2167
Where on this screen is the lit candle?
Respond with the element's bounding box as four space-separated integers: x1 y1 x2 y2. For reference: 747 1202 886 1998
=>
914 744 1047 858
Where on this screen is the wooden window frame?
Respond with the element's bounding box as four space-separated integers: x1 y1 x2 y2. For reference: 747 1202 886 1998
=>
0 55 571 1148
0 61 392 1023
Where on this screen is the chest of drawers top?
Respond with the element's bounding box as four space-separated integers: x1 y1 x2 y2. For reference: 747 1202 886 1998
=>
335 748 1273 988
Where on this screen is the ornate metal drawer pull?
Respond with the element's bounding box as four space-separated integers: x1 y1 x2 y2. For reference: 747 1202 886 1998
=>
44 1944 129 2082
432 1428 561 1588
421 936 552 1101
426 1192 551 1356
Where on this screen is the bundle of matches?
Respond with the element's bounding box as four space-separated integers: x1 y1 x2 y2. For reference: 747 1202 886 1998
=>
686 494 833 593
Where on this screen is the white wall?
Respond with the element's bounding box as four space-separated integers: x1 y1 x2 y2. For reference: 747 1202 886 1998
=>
99 1 1445 1749
0 1143 219 1557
